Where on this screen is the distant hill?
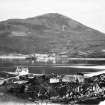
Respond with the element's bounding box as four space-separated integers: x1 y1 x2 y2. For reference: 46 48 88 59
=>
0 13 105 57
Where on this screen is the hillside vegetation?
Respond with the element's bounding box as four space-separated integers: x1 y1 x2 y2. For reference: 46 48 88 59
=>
0 13 105 57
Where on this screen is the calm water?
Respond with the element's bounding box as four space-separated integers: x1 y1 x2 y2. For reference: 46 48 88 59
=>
0 59 104 74
0 64 102 75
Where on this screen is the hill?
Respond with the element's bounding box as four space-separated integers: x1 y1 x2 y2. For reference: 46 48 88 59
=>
0 13 105 57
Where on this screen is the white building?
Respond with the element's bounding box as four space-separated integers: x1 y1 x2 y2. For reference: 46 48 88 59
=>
15 66 29 76
34 53 56 64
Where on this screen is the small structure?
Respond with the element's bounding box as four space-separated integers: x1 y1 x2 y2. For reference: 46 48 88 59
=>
34 53 56 64
62 74 84 83
15 66 29 76
50 78 60 83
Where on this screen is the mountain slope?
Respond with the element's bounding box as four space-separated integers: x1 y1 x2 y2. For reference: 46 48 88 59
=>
0 13 105 57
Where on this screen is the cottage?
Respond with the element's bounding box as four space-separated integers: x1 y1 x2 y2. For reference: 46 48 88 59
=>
62 74 84 83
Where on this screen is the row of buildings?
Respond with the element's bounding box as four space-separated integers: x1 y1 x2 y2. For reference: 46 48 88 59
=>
34 53 56 64
31 52 69 64
0 52 69 64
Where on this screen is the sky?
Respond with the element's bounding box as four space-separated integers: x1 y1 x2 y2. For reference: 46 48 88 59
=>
0 0 105 33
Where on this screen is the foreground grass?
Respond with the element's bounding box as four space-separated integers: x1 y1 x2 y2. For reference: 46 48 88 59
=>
0 86 35 105
0 86 62 105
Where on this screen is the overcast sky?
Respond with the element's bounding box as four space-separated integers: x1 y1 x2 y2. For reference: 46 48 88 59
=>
0 0 105 33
